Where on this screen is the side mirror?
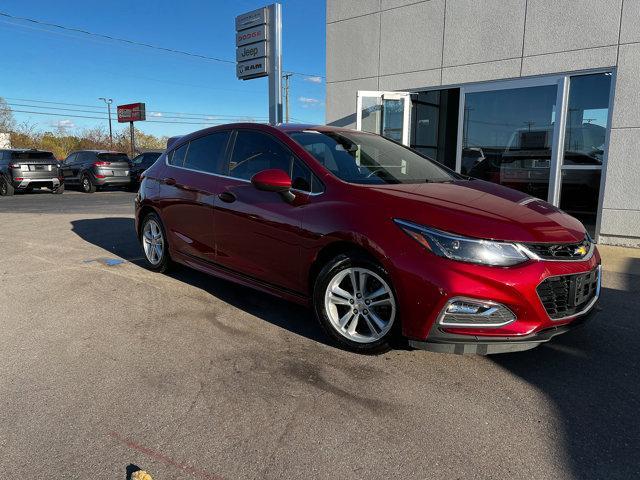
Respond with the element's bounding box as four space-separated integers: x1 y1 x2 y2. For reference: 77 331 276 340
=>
251 168 295 202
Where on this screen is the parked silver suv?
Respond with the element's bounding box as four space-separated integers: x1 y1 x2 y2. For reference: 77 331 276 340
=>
0 149 63 196
60 150 131 193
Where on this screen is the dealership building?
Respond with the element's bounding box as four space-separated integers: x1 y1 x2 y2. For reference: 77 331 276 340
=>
325 0 640 247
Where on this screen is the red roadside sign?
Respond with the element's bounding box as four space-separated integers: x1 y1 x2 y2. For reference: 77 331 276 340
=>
117 103 146 123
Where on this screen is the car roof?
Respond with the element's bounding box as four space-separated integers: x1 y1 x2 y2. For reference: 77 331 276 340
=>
72 150 127 154
0 148 52 153
168 123 362 149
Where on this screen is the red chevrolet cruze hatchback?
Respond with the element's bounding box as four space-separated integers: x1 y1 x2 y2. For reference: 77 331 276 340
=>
135 123 601 354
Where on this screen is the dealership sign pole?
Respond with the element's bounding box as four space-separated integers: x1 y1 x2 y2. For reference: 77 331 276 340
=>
235 4 282 125
117 103 146 157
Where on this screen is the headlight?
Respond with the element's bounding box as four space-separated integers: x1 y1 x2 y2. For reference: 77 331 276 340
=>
395 219 530 266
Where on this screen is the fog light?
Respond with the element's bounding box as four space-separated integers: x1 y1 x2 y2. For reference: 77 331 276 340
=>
439 298 516 328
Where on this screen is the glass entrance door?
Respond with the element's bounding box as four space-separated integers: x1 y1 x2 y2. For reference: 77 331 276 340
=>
356 91 412 145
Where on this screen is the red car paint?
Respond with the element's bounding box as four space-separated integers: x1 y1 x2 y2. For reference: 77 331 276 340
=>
135 123 600 347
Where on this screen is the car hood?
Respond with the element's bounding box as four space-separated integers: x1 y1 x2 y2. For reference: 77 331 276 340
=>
365 180 586 243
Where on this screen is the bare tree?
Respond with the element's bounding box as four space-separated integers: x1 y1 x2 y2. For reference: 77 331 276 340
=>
0 97 15 133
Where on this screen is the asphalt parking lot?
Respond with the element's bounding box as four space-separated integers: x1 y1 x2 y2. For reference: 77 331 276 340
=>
1 190 639 479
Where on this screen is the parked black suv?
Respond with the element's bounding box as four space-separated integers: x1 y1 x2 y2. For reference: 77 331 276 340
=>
128 150 163 191
61 150 131 193
0 149 63 196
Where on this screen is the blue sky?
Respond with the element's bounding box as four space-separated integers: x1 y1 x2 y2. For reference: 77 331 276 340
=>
0 0 326 137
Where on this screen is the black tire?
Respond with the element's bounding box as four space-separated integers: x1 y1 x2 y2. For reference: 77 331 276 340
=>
313 253 400 354
140 212 171 273
53 183 65 194
0 176 14 196
81 173 96 193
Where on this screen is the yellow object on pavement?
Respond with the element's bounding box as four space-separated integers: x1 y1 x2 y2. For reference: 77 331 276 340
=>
131 471 153 480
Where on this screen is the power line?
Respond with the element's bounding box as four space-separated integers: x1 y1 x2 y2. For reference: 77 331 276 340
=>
4 98 269 120
0 11 325 80
9 109 262 126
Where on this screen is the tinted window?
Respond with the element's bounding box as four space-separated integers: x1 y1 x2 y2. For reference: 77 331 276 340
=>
143 152 162 166
291 158 324 193
131 154 144 165
98 153 129 163
290 131 457 185
183 132 230 174
64 153 77 164
78 152 96 163
169 143 188 167
229 130 291 180
10 151 55 160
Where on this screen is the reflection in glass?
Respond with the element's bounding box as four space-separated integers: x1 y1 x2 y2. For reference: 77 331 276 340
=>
360 97 382 136
382 99 404 142
410 89 459 169
560 169 601 236
462 85 558 201
564 73 611 166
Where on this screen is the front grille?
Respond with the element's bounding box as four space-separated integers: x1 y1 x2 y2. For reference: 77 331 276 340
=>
537 269 599 320
525 238 592 261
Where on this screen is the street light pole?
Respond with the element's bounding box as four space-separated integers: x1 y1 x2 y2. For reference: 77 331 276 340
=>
99 97 113 147
282 73 293 123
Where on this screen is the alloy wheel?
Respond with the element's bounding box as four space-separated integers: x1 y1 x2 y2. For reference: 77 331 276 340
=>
82 177 90 192
324 267 396 344
142 219 164 266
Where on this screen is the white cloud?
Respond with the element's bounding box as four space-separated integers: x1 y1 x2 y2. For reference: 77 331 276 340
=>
304 76 323 84
298 96 320 104
150 112 163 117
52 119 76 130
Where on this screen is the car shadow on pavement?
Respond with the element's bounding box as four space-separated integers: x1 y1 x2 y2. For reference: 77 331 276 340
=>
492 274 640 479
70 217 329 345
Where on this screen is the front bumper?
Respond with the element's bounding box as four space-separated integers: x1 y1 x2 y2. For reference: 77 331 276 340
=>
388 237 602 353
410 303 598 354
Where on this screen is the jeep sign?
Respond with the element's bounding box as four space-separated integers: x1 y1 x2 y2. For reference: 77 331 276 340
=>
236 41 267 62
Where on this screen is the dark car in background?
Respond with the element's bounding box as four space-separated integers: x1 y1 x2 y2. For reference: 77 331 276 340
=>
128 150 163 191
60 150 131 193
0 149 64 196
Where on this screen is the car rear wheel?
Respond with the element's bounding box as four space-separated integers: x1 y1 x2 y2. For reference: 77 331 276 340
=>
81 174 96 193
141 212 171 273
0 177 14 196
313 253 399 353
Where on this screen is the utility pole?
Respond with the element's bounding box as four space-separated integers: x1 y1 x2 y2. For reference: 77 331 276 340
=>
98 97 113 147
282 73 293 123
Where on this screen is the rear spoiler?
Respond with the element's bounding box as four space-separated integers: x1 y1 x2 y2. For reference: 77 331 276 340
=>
166 136 182 151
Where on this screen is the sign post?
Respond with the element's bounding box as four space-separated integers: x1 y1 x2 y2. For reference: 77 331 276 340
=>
117 103 146 157
235 4 282 125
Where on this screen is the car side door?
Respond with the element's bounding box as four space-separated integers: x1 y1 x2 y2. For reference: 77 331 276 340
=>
213 129 319 293
159 131 231 264
61 153 77 183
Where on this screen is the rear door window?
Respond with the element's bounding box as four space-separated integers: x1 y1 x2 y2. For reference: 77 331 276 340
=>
183 131 230 174
10 151 55 160
168 143 188 167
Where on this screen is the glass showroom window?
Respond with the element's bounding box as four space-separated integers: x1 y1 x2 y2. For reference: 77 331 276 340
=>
559 73 611 235
458 72 612 237
461 84 558 201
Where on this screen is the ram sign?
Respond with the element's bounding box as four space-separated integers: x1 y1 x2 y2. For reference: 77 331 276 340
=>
117 103 146 123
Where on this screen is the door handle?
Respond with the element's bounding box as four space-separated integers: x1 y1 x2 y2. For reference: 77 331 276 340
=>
163 177 176 186
218 191 236 203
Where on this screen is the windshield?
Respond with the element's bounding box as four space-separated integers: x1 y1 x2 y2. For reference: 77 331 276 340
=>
289 130 458 184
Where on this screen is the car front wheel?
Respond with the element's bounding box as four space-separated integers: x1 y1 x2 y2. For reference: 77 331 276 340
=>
313 253 399 353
